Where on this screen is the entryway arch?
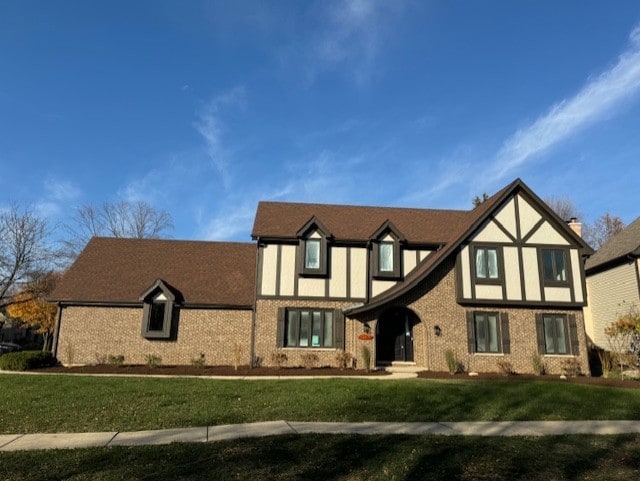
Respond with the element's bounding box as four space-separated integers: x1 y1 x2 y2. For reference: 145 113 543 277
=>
375 307 420 364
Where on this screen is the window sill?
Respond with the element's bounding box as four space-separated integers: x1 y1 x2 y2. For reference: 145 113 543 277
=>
472 352 505 356
282 347 336 351
542 354 576 358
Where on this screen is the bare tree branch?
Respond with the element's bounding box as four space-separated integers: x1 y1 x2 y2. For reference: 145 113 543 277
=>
61 200 174 262
0 204 49 304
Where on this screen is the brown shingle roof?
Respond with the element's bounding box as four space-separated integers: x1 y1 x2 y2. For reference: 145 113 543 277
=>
585 216 640 273
50 238 256 307
252 202 470 244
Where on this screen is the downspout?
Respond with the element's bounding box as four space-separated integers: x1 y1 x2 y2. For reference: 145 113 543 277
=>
51 302 63 357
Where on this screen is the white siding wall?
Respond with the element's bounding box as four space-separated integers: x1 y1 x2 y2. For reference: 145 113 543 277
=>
586 262 640 348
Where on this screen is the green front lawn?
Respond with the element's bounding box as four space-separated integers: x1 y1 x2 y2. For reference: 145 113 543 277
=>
2 374 640 433
2 434 640 480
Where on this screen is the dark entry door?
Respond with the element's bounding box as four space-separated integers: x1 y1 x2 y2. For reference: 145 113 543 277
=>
377 309 415 363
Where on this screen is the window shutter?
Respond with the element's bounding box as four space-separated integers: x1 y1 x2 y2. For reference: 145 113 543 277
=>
535 314 545 354
141 303 151 337
276 308 285 348
500 313 510 354
466 311 476 353
334 310 345 349
568 314 579 356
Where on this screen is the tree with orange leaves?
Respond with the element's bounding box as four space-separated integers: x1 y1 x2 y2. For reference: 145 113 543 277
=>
6 272 59 351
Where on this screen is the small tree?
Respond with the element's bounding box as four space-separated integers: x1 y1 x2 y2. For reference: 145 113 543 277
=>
604 306 640 379
472 193 489 207
6 271 60 351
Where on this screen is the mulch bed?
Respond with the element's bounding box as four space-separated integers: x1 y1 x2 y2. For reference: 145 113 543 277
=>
417 370 640 389
29 365 640 388
33 364 390 377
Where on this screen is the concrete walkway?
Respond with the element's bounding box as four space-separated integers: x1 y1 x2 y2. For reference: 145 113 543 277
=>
3 420 640 451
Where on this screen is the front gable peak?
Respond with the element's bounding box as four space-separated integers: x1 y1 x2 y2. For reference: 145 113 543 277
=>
296 216 332 239
370 220 406 243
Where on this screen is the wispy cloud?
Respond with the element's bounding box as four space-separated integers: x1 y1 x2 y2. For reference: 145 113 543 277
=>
194 87 246 188
36 177 82 219
491 22 640 179
304 0 407 84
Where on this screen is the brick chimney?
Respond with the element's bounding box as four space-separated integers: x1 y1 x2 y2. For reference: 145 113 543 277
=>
567 217 582 237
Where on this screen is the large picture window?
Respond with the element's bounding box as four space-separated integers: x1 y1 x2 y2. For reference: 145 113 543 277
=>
541 249 568 284
475 247 500 281
285 309 334 348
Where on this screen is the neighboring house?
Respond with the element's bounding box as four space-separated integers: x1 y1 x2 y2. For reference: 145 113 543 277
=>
583 216 640 349
51 179 593 374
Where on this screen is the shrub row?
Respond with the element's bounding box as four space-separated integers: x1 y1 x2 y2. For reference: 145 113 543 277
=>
0 351 56 371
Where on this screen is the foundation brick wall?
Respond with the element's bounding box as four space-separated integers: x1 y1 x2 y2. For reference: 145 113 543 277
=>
56 306 252 366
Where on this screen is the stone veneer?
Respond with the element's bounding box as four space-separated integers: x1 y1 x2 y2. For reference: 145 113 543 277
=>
56 306 252 366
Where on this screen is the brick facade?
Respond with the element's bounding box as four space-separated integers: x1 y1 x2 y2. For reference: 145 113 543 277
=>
352 257 590 375
56 306 252 366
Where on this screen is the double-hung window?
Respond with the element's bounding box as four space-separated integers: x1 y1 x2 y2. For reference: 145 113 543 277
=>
542 314 569 354
474 312 501 353
475 247 500 282
467 311 510 354
541 249 568 284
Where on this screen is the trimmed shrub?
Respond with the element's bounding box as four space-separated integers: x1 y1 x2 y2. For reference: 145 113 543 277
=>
335 350 354 369
107 354 125 367
0 351 56 371
496 360 515 376
145 354 162 368
190 353 206 369
300 352 319 369
270 350 288 368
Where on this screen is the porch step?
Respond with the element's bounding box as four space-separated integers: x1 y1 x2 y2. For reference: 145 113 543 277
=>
382 363 424 374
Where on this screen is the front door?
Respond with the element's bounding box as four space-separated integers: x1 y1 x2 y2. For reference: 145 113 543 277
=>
376 308 417 364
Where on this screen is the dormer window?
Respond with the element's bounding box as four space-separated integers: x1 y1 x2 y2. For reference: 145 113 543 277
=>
297 216 332 277
371 221 404 280
378 242 394 272
139 279 180 340
305 238 321 270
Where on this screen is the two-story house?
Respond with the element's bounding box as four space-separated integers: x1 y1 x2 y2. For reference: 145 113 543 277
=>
51 179 593 374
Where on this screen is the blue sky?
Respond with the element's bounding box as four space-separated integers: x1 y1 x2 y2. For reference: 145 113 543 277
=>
2 1 640 243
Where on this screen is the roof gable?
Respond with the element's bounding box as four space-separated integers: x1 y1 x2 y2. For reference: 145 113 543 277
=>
345 178 592 315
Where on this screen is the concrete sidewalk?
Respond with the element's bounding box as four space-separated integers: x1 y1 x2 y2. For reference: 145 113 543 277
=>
3 420 640 451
